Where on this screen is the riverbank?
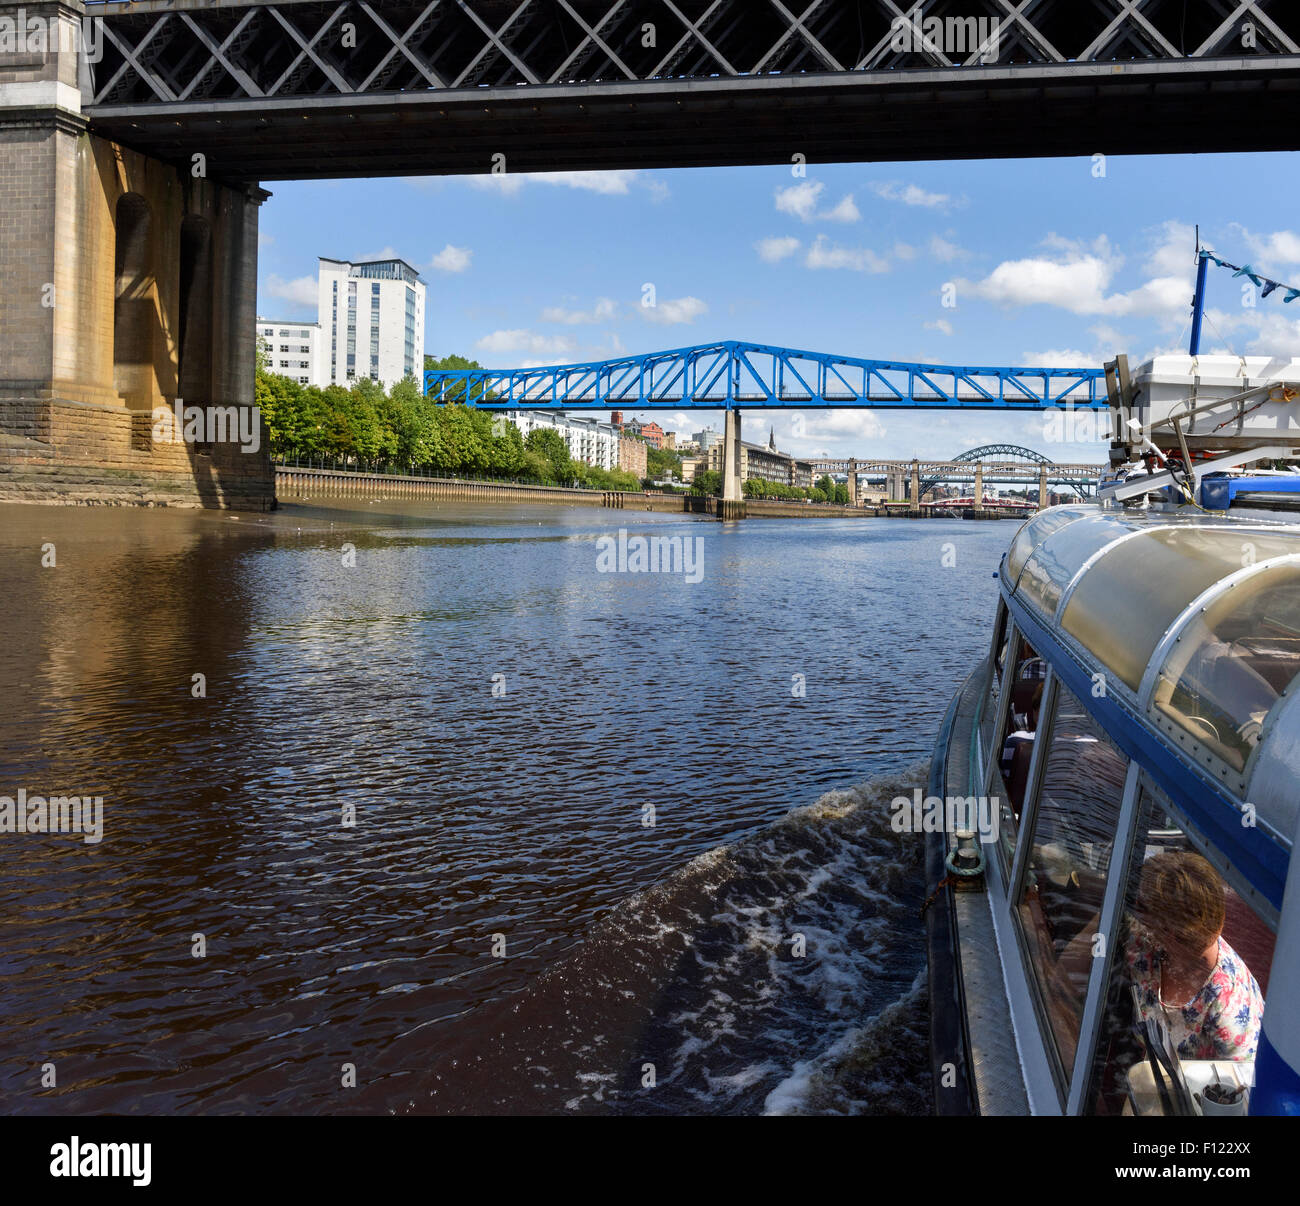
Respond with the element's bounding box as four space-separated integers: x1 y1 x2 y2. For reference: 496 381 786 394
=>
275 466 1029 520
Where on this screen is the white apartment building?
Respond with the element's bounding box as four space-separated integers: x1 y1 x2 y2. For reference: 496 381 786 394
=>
319 257 426 390
503 410 620 472
256 318 325 386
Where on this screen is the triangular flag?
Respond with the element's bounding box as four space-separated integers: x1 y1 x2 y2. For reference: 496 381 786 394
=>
1262 280 1280 298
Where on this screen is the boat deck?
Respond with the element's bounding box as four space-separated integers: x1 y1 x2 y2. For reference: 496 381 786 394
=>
941 671 1031 1116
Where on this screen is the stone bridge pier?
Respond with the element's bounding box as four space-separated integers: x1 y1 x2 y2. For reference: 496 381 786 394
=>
0 0 273 508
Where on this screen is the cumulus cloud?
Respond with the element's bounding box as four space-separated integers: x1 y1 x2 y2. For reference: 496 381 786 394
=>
774 181 859 223
924 318 954 336
957 232 1189 319
465 169 664 198
475 329 576 359
640 296 708 325
805 234 890 273
871 181 958 209
756 236 801 262
1020 348 1097 367
265 274 318 307
929 234 968 262
541 297 618 324
431 244 473 273
795 409 887 444
822 194 861 223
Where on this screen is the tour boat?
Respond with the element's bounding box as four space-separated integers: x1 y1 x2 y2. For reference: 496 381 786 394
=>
927 354 1300 1115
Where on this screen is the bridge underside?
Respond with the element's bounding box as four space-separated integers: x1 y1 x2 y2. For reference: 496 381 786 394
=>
90 59 1300 182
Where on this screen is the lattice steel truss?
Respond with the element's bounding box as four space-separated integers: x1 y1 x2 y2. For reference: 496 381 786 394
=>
422 341 1107 409
84 0 1300 106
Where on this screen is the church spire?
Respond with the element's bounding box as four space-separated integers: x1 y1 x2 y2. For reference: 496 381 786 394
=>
768 425 776 451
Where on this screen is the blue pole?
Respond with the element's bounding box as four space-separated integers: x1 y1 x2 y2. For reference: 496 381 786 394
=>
1189 250 1210 355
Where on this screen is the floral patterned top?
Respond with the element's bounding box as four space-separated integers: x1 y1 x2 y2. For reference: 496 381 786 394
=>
1125 921 1264 1060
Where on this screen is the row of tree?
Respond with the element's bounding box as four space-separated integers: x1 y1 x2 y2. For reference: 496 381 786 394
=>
256 355 640 490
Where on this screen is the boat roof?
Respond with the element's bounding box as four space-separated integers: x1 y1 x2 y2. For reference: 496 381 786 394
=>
1001 504 1300 864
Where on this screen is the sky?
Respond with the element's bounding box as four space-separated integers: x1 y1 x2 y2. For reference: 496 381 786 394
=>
256 151 1300 463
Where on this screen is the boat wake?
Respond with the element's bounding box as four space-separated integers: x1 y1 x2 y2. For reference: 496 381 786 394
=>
405 763 932 1115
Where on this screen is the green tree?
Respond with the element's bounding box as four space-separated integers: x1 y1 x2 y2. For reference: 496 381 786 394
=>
525 428 573 484
692 469 722 496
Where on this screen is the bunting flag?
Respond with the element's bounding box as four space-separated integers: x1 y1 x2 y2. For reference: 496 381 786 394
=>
1204 251 1300 302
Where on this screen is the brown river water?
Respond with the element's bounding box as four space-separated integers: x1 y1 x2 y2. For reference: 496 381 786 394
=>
0 498 1010 1114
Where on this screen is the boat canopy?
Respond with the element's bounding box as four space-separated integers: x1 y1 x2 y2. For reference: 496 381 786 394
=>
1002 506 1300 848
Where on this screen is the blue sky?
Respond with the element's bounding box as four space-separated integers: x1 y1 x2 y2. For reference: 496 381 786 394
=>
257 151 1300 462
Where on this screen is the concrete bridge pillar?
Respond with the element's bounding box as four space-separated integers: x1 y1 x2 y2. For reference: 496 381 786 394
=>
722 408 742 501
909 460 920 506
973 462 984 507
846 458 858 506
0 0 273 508
1038 466 1050 509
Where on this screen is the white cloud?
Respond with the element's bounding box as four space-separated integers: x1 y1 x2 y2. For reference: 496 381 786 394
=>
431 244 473 273
640 296 708 325
794 409 887 444
958 233 1188 319
871 180 956 209
258 231 274 249
805 234 890 274
467 174 525 196
1021 348 1096 367
756 236 801 263
776 181 823 221
1233 223 1300 268
774 181 859 223
356 245 401 263
924 318 953 336
541 297 618 324
929 235 968 262
893 242 918 261
822 194 861 223
475 329 577 359
1144 220 1197 277
465 169 663 198
265 274 318 307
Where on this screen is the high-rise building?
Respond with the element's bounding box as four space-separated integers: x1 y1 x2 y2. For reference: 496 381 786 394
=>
319 257 426 390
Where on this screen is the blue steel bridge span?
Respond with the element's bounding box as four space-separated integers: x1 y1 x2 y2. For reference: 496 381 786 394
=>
422 342 1107 411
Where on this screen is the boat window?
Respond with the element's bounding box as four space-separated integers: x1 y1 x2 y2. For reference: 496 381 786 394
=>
979 601 1012 774
1150 563 1300 777
1005 506 1091 586
1015 513 1143 620
1014 685 1130 1094
1081 783 1272 1116
1061 528 1298 692
993 635 1048 871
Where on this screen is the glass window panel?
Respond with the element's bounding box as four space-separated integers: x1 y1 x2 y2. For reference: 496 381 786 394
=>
1151 564 1300 774
979 603 1011 768
1005 506 1091 585
1062 528 1298 691
1083 784 1271 1115
993 634 1050 871
1015 514 1144 619
1015 687 1130 1089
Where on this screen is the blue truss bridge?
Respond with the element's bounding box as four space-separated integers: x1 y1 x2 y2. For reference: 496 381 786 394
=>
423 342 1107 411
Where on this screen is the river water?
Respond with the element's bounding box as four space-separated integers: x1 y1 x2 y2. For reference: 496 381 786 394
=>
0 498 1010 1115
